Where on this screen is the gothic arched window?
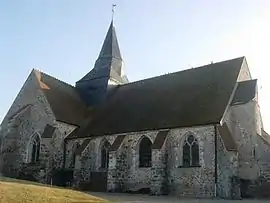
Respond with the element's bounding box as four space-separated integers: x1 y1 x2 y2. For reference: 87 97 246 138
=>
182 135 199 167
28 134 40 163
139 137 152 168
101 140 111 169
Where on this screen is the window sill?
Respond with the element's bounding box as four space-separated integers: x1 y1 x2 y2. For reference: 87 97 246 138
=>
177 165 201 168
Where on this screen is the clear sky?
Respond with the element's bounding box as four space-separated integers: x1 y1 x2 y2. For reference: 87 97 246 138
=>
0 0 270 130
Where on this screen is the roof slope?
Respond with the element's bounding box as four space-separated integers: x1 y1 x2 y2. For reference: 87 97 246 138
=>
72 57 245 138
231 79 257 105
77 21 125 84
75 21 127 106
34 70 88 126
99 20 122 60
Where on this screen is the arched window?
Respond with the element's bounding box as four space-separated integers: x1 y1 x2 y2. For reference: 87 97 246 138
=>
139 137 152 168
28 134 41 163
182 135 199 167
101 140 110 169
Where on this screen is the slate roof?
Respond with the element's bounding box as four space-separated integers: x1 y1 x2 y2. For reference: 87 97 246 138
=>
99 20 122 60
34 70 89 126
110 135 126 151
231 79 257 105
75 138 91 155
70 56 245 138
41 124 56 138
152 130 170 149
76 21 126 84
260 129 270 146
217 123 237 151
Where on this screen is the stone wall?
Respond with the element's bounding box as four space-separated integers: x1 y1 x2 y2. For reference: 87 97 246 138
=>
107 141 128 192
67 135 117 188
216 128 238 198
237 60 252 82
73 131 163 193
0 70 78 184
0 70 56 179
107 132 157 193
72 125 226 198
151 148 167 195
224 103 259 180
52 122 77 169
121 132 156 192
167 126 215 197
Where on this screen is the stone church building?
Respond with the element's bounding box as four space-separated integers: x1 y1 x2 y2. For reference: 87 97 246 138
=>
1 20 270 199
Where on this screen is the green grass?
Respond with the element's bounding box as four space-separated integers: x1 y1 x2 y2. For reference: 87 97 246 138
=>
0 177 109 203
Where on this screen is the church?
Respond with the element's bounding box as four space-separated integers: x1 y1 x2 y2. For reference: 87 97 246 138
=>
1 20 270 199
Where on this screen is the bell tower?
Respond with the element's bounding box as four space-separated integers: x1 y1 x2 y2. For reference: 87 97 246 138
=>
76 20 128 106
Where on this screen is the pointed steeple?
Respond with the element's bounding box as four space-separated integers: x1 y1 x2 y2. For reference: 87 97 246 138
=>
76 20 128 106
99 20 122 60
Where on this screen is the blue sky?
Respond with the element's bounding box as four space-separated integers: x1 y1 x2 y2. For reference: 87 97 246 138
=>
0 0 270 130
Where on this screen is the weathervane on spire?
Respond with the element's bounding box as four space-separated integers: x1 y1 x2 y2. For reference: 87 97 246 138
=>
112 4 117 20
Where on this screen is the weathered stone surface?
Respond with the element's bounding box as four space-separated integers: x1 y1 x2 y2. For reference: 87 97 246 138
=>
0 70 55 180
166 126 216 198
1 57 270 200
216 128 238 198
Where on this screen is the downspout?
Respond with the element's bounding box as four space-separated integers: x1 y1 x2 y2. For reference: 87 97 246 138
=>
214 125 218 197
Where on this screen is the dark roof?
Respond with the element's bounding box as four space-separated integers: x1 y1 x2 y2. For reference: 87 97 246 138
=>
259 129 270 146
34 70 89 126
217 123 237 151
152 130 169 149
77 20 125 83
41 124 56 138
71 57 245 138
75 21 127 106
75 139 91 155
231 79 257 105
110 135 126 151
99 20 122 60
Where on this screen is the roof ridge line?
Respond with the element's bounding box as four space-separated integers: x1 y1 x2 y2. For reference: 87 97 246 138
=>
33 69 75 88
119 56 245 88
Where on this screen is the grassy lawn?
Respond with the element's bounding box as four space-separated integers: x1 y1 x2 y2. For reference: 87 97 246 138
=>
0 177 109 203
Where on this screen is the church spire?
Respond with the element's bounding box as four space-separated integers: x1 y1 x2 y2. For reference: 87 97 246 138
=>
76 18 128 106
98 20 122 60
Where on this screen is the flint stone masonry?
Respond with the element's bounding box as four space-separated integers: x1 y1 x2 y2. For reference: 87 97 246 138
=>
0 70 55 179
107 131 157 193
1 56 270 200
0 71 76 183
0 79 269 199
52 121 77 169
150 148 167 195
72 126 219 197
216 128 238 198
166 126 215 197
223 102 260 180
